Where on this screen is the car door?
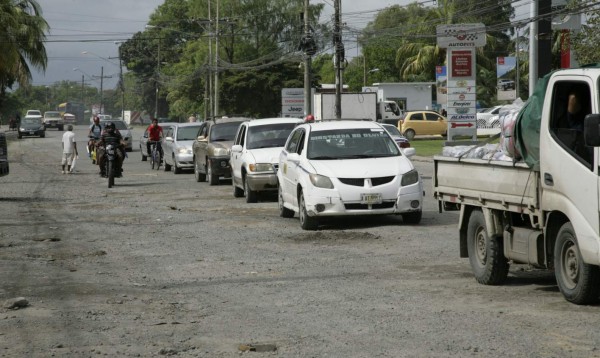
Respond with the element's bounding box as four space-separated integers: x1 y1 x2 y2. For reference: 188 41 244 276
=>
195 122 210 173
163 127 175 165
408 112 425 134
542 78 599 246
231 123 247 186
280 128 306 207
425 111 447 135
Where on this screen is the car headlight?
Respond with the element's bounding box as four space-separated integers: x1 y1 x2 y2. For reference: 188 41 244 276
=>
213 147 228 156
249 163 273 172
401 170 419 186
19 127 25 131
309 173 334 189
39 126 45 130
178 147 191 154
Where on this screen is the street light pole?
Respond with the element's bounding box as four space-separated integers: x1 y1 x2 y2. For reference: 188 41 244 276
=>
155 40 160 119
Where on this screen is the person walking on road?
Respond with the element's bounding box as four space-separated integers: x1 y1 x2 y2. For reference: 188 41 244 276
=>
61 125 78 174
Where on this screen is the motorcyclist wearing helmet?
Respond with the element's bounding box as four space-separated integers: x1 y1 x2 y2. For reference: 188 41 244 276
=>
96 122 125 177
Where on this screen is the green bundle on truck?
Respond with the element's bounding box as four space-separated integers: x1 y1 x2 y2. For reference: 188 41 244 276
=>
433 66 600 304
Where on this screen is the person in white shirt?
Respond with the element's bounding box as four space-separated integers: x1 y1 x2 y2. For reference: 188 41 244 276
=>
61 125 78 174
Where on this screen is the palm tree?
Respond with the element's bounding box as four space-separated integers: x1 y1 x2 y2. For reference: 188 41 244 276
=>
0 0 48 95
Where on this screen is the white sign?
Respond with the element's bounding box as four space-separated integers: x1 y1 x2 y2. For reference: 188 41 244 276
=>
437 23 486 48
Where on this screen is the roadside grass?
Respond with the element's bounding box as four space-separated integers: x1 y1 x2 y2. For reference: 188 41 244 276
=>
411 135 500 157
410 138 445 157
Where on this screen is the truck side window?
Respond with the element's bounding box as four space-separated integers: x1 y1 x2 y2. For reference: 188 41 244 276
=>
550 81 592 168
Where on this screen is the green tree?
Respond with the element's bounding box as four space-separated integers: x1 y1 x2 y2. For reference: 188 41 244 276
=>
571 4 600 64
0 0 48 98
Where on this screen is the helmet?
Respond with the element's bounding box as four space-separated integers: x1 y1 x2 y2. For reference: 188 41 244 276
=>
93 115 100 122
105 122 115 131
305 114 315 122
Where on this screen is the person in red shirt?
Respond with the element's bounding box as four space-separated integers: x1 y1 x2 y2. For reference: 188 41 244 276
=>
146 118 164 162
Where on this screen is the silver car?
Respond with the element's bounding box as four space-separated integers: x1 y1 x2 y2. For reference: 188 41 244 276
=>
139 123 177 161
163 123 204 174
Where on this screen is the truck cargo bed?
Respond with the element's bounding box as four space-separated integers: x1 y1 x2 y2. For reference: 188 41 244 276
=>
433 156 540 214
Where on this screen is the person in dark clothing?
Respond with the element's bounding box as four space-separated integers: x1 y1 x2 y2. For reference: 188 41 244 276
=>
96 122 125 177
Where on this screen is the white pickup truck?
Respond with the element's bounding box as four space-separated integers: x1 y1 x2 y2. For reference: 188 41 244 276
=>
433 67 600 304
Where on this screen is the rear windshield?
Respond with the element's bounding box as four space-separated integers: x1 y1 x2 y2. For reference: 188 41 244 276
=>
177 126 202 141
210 122 242 141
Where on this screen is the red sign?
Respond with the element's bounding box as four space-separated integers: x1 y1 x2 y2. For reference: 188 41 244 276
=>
451 50 472 77
498 57 505 65
451 122 474 128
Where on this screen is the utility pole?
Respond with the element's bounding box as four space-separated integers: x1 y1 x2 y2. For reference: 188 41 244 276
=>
334 0 342 119
303 0 312 117
155 40 161 119
208 0 213 118
112 43 126 120
214 0 220 117
80 75 84 106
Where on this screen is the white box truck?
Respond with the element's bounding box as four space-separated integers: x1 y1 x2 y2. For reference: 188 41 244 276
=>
433 67 600 304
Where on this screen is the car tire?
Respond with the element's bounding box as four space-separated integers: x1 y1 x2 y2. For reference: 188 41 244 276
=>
173 159 181 174
466 209 509 285
244 177 257 203
194 157 205 182
402 211 422 224
233 178 244 198
207 161 218 186
554 222 600 304
404 129 415 140
299 191 318 230
18 135 22 139
278 184 294 218
141 150 147 162
164 160 171 172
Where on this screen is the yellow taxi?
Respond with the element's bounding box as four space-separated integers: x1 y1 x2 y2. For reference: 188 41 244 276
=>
398 110 447 140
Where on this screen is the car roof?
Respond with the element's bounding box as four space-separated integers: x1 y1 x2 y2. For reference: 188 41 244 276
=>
246 117 303 127
303 120 383 131
174 122 203 128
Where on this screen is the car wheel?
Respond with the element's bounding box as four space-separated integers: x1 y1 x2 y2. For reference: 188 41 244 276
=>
40 133 45 138
554 222 600 304
173 159 181 174
194 157 206 182
164 160 171 171
233 177 244 198
244 177 257 203
466 209 509 285
404 129 415 140
278 184 294 218
402 211 422 224
207 161 218 186
299 191 318 230
141 149 147 162
18 135 22 139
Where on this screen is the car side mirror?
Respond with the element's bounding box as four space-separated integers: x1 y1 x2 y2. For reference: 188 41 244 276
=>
231 144 243 153
584 114 600 147
197 135 206 141
165 136 173 142
287 152 300 163
402 147 416 158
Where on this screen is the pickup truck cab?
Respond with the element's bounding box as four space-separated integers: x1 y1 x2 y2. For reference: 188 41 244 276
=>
43 111 64 131
434 67 600 304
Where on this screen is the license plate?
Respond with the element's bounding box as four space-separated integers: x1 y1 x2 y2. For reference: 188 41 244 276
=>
29 131 34 135
361 193 382 204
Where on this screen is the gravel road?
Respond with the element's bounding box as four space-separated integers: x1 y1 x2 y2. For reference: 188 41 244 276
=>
1 125 599 357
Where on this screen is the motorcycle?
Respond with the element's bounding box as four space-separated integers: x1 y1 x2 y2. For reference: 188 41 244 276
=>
101 137 122 188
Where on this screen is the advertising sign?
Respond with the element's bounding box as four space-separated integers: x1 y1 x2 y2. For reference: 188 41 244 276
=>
435 66 447 105
281 88 306 117
436 23 486 48
446 47 477 140
497 57 517 101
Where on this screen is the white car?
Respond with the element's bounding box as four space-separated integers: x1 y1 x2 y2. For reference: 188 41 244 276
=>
163 122 204 174
230 117 302 203
277 120 423 230
476 105 505 128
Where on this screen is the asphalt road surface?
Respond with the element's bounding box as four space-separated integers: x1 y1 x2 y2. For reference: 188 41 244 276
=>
1 125 599 357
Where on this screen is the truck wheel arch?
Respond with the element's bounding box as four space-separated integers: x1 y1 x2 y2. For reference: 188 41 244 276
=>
545 211 570 269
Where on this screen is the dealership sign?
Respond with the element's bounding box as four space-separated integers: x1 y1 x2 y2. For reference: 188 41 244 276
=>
281 88 306 116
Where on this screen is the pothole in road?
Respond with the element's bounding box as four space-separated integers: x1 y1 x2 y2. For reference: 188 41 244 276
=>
287 231 380 243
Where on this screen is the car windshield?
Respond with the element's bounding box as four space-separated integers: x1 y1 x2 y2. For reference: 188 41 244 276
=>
23 118 40 125
307 128 400 160
382 125 402 136
247 123 297 149
177 126 202 141
210 122 241 141
45 112 60 118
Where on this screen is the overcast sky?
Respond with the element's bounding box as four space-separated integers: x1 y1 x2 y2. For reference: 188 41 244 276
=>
32 0 535 89
32 0 402 89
